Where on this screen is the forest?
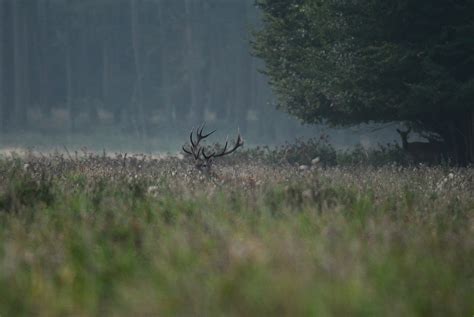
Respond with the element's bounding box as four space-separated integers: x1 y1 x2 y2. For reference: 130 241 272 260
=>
0 1 473 316
0 0 299 144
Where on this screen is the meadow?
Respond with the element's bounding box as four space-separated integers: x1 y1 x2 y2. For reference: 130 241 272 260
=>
0 150 472 316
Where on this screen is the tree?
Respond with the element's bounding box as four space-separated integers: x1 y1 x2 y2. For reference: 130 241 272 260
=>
254 0 474 164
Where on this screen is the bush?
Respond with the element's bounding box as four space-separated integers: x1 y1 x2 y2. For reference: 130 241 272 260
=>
237 138 407 167
0 171 55 212
336 143 407 166
237 135 337 166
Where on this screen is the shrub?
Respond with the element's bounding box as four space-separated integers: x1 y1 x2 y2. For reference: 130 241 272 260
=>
0 171 55 212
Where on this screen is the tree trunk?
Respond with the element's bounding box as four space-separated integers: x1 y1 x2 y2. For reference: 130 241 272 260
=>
156 1 173 123
209 29 224 120
28 1 40 110
1 0 14 132
65 43 74 133
442 112 474 165
37 0 52 117
236 3 253 134
463 110 474 164
184 0 201 123
12 1 27 128
85 18 99 124
100 41 110 123
36 0 45 110
130 0 147 139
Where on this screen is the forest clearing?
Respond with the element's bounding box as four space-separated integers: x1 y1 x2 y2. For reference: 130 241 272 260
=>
1 0 473 315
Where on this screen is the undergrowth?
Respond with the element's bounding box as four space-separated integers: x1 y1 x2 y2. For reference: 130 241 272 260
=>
235 136 409 167
0 152 472 316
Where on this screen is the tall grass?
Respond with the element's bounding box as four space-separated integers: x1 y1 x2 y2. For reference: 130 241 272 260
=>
0 153 472 316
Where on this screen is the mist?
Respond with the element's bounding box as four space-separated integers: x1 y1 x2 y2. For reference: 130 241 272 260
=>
1 2 472 314
0 0 396 154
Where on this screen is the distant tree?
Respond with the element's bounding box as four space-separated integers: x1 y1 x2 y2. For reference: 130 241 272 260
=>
254 0 474 164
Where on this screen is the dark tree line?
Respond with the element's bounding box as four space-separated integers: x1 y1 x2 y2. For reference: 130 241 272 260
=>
254 0 474 164
0 0 277 138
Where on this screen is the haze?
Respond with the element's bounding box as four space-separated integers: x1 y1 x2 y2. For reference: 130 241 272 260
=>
0 0 392 154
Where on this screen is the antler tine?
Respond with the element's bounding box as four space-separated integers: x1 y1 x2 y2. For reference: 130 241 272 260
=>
234 134 244 149
199 127 216 139
194 147 202 160
212 133 243 158
200 122 207 132
196 124 203 139
202 129 216 138
217 139 229 156
182 145 193 155
185 129 203 160
202 148 213 160
190 130 197 147
195 123 216 141
204 136 230 160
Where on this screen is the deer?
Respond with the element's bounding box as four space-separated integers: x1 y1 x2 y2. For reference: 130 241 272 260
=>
396 128 444 163
182 124 244 175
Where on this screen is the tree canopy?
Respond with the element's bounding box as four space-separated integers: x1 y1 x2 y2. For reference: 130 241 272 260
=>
254 0 474 163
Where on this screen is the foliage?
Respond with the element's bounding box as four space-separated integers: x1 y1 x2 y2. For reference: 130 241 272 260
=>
237 137 407 167
254 0 474 163
237 134 337 166
0 170 55 211
335 143 408 166
0 153 472 315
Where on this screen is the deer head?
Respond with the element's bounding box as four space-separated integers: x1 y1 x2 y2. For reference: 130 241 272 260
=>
396 127 412 150
182 124 244 174
396 127 443 163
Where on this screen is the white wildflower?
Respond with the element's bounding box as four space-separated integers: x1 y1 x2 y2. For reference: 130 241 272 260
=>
302 189 313 200
147 186 160 197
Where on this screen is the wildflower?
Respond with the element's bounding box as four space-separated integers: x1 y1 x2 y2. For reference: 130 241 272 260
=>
147 186 160 197
311 157 320 165
302 189 313 200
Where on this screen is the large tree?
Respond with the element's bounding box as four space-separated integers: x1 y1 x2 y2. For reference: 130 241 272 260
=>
254 0 474 163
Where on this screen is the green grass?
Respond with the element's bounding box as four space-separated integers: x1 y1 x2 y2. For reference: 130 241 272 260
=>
0 154 472 316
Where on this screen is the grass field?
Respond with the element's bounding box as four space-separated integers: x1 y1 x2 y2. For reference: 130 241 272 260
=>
0 152 472 316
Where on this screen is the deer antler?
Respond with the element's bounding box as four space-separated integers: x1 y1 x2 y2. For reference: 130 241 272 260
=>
182 123 215 160
182 124 244 173
202 134 244 159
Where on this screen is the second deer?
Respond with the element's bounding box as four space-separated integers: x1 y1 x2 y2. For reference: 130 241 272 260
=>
396 128 443 163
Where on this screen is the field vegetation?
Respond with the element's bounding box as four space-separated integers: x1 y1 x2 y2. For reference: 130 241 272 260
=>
0 148 472 316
